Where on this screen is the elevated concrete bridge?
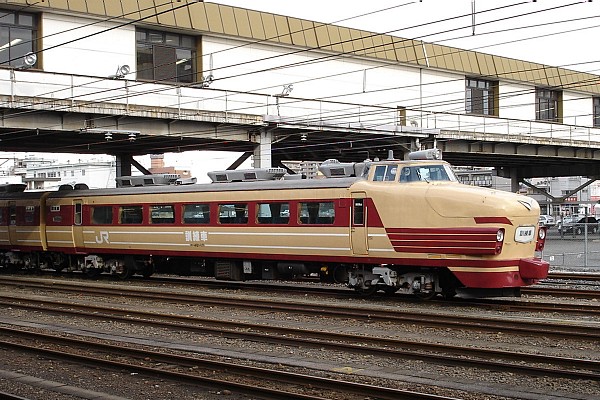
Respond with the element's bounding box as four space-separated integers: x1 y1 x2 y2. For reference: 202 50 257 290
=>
2 69 600 187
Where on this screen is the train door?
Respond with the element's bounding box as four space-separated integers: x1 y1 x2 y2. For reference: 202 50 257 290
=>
350 192 368 255
72 200 84 250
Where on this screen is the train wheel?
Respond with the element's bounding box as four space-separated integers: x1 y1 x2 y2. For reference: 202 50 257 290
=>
141 265 154 278
355 285 378 297
383 287 400 295
85 268 101 278
115 264 132 280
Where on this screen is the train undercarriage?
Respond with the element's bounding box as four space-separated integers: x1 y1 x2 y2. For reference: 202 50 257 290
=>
0 249 467 299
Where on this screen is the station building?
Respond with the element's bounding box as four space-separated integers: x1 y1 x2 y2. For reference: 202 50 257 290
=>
0 1 599 185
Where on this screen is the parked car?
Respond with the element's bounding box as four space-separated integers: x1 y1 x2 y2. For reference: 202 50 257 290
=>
538 215 555 227
557 216 599 235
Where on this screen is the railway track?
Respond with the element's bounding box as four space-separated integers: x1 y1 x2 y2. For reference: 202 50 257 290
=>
0 276 599 340
2 273 599 316
0 279 599 380
0 326 455 400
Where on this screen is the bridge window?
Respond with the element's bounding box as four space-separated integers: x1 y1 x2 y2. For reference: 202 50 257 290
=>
136 29 196 83
0 10 37 68
183 204 210 224
466 78 497 116
594 98 600 128
536 88 561 122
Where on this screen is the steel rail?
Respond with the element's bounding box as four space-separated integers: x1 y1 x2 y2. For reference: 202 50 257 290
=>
0 278 598 340
0 296 598 382
0 327 458 400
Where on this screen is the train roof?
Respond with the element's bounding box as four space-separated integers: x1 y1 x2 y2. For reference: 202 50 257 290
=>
46 176 361 199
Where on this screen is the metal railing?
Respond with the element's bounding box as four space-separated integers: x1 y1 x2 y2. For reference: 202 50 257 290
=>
2 68 600 146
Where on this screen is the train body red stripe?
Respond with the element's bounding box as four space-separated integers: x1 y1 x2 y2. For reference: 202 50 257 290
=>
386 227 500 255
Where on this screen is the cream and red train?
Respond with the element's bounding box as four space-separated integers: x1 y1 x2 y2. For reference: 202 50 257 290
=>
0 149 548 298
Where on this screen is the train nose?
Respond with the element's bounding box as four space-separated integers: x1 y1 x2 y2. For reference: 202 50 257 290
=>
519 258 549 280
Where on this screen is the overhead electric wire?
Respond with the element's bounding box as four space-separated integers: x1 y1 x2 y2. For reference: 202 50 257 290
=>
3 0 600 159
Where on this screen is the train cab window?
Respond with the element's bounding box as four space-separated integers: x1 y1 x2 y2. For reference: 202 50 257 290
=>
119 205 143 224
373 165 397 181
150 205 175 224
257 202 290 224
92 206 113 224
299 201 335 224
400 165 453 182
183 204 210 224
373 165 386 181
219 203 248 224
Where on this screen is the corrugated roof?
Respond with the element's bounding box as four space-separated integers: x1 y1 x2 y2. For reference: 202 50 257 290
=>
7 0 599 94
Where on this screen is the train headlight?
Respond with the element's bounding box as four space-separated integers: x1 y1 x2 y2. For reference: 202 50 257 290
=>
538 228 546 240
496 230 505 242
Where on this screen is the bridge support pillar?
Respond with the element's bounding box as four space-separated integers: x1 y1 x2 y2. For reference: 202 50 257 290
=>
115 154 132 178
508 168 523 193
252 128 272 168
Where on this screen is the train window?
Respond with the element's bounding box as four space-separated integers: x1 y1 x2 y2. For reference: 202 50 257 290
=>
92 206 113 225
24 206 35 223
151 205 175 224
353 199 365 225
9 205 16 225
51 205 60 212
257 202 290 224
183 204 210 224
74 203 83 225
0 208 3 224
400 165 453 182
219 203 248 224
299 201 335 224
373 165 386 181
119 205 143 224
373 165 397 181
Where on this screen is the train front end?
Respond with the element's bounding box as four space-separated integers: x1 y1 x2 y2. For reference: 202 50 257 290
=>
343 149 549 298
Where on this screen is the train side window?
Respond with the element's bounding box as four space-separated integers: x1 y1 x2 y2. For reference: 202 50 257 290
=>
119 205 143 224
219 203 248 224
150 205 175 224
299 201 335 224
353 199 365 226
0 207 3 224
257 202 289 224
183 204 210 224
92 206 113 224
9 205 16 225
24 206 35 224
74 203 82 225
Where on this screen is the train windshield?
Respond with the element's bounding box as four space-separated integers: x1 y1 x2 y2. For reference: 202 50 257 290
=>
399 164 457 183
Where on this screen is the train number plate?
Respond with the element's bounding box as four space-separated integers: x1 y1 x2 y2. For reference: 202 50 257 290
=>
514 226 535 243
